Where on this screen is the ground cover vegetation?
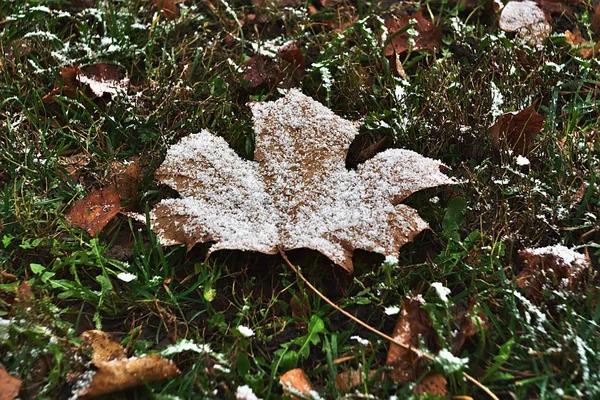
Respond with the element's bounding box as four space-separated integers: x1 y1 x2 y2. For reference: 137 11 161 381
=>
0 0 599 398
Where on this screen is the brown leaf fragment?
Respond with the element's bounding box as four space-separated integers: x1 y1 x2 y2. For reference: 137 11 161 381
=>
80 330 126 365
386 297 436 382
279 368 313 399
74 330 180 399
335 369 380 394
499 1 552 46
66 184 122 237
517 245 590 299
451 298 487 353
58 153 89 182
535 0 581 17
111 161 142 211
277 40 305 78
413 372 448 397
42 66 80 103
151 0 182 19
142 90 454 273
0 366 21 400
490 105 545 155
384 12 442 56
592 3 600 35
565 29 599 58
242 55 278 88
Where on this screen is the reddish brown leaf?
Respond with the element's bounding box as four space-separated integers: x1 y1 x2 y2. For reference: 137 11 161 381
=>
535 0 581 17
0 366 21 400
413 372 448 397
42 66 80 103
66 184 122 237
242 55 278 88
279 368 313 399
592 3 600 35
277 40 305 78
490 105 545 155
386 297 436 382
74 330 180 399
152 0 181 19
384 12 442 56
517 245 590 299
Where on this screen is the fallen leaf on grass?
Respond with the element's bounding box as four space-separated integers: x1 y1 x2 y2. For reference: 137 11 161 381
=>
65 184 122 237
241 41 305 89
110 160 142 211
386 297 437 382
499 1 552 46
490 105 545 155
0 365 21 400
151 0 182 19
73 330 180 399
142 89 454 273
451 298 488 353
413 372 448 396
335 369 380 394
383 12 442 56
279 368 313 399
43 64 128 104
565 29 600 58
517 245 590 299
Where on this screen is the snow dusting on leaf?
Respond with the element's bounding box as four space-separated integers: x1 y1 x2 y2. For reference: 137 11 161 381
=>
144 89 454 273
499 1 552 47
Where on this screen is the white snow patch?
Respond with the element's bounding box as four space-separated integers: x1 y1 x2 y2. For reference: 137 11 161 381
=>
116 272 137 282
384 305 400 315
351 335 370 346
237 325 255 338
516 155 530 166
436 348 469 374
499 1 551 47
431 282 451 303
236 385 262 400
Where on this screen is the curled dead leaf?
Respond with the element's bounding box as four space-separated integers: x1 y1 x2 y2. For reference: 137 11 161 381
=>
74 330 180 399
383 12 442 56
565 29 599 58
142 89 454 273
65 184 122 237
279 368 313 399
152 0 182 19
0 366 21 400
490 105 545 155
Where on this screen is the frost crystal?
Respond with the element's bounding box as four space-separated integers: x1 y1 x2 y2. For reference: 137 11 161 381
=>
144 89 454 272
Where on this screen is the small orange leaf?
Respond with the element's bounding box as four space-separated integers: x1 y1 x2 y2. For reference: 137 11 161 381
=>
279 368 313 399
490 105 545 155
335 369 380 394
66 184 122 237
0 366 21 400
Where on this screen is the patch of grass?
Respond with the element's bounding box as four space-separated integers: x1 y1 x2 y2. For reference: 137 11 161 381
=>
1 0 600 398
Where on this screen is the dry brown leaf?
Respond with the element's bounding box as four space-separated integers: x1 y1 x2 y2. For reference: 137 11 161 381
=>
499 1 552 46
335 369 380 394
59 153 89 182
65 184 122 237
517 245 590 299
241 41 305 89
535 0 581 17
0 366 21 400
74 330 180 399
383 12 442 56
592 3 600 35
451 298 487 353
565 29 599 58
111 160 142 211
279 368 313 399
43 64 128 104
413 372 448 397
490 105 546 155
142 89 454 273
386 297 437 382
152 0 182 19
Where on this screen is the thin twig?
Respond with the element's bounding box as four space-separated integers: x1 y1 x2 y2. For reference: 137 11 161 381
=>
278 248 499 400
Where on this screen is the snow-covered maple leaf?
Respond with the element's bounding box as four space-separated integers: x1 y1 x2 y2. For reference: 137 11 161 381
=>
144 89 454 273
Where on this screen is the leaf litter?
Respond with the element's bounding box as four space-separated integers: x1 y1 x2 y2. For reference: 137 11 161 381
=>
142 89 454 273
